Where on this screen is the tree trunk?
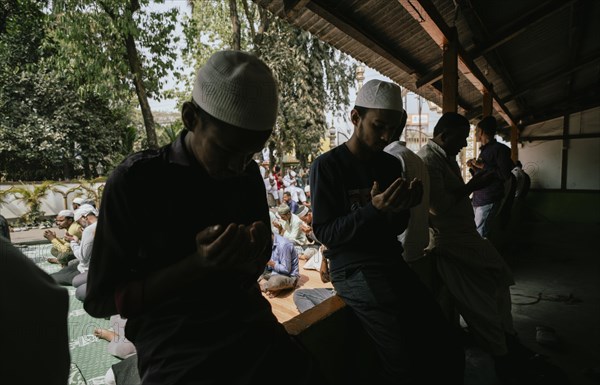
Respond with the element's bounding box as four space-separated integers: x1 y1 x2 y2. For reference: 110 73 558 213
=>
268 141 276 172
254 5 270 47
229 0 241 50
124 32 158 149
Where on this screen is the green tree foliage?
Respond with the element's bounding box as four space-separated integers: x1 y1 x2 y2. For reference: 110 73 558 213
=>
0 0 136 181
49 0 184 149
187 0 356 168
0 0 184 181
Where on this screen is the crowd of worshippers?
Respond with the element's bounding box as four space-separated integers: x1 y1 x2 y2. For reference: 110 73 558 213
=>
258 161 311 209
5 50 551 385
44 197 98 301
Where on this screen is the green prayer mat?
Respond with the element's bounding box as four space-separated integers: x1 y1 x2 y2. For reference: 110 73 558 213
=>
19 243 120 385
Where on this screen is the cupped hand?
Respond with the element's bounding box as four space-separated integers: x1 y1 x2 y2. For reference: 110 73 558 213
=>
372 178 423 212
408 178 424 208
194 221 270 273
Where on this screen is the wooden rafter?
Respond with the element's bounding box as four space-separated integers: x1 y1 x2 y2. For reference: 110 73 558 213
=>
398 0 516 126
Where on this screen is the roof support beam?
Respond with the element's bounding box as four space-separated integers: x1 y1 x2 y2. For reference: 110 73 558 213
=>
416 67 442 89
482 85 493 117
442 28 458 113
398 0 516 126
283 0 312 19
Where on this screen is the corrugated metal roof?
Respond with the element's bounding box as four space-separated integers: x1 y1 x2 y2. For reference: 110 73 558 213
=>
254 0 600 133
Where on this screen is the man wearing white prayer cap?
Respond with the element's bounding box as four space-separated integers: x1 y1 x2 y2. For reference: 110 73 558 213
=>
84 50 322 384
72 197 84 210
44 208 83 266
310 79 464 383
50 203 99 288
73 204 98 223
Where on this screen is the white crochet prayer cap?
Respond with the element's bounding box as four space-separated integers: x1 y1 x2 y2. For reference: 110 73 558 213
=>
72 197 84 205
277 205 291 215
192 50 278 132
58 210 74 218
296 205 309 217
355 79 403 112
74 204 98 221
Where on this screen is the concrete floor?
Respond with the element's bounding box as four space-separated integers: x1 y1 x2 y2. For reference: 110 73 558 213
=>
497 220 600 385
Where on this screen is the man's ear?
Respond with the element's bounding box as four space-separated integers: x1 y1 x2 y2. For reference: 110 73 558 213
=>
182 101 200 132
350 109 360 125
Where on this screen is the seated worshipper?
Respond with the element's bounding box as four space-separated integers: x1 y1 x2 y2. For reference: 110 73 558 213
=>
272 204 308 256
283 169 307 204
294 288 335 313
468 116 514 238
82 198 97 208
295 205 317 242
418 112 540 382
294 256 334 312
2 236 70 385
72 197 84 210
268 209 280 235
94 315 141 385
268 175 280 206
512 160 531 199
94 315 136 359
311 79 464 384
0 214 10 241
303 184 311 207
258 233 300 297
84 50 323 384
69 204 99 301
44 209 83 266
50 204 98 287
282 191 299 214
301 244 325 271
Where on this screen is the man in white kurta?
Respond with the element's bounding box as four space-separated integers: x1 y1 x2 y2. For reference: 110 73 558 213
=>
417 112 516 359
385 140 431 263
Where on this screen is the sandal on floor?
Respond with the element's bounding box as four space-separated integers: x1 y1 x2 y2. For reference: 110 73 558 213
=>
536 325 560 348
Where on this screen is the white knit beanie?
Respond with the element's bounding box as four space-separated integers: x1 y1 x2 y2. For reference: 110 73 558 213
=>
58 210 74 218
355 79 403 112
192 50 278 132
74 204 98 221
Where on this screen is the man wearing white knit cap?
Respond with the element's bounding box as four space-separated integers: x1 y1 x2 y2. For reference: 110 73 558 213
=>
85 50 322 384
44 208 83 266
311 79 464 383
50 204 99 291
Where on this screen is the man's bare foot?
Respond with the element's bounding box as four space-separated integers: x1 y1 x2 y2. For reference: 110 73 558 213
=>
47 257 59 264
94 328 117 342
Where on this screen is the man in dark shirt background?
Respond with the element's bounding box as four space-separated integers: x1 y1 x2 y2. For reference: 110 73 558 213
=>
468 116 515 238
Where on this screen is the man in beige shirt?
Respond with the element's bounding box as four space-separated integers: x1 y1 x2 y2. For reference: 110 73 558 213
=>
44 209 83 266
